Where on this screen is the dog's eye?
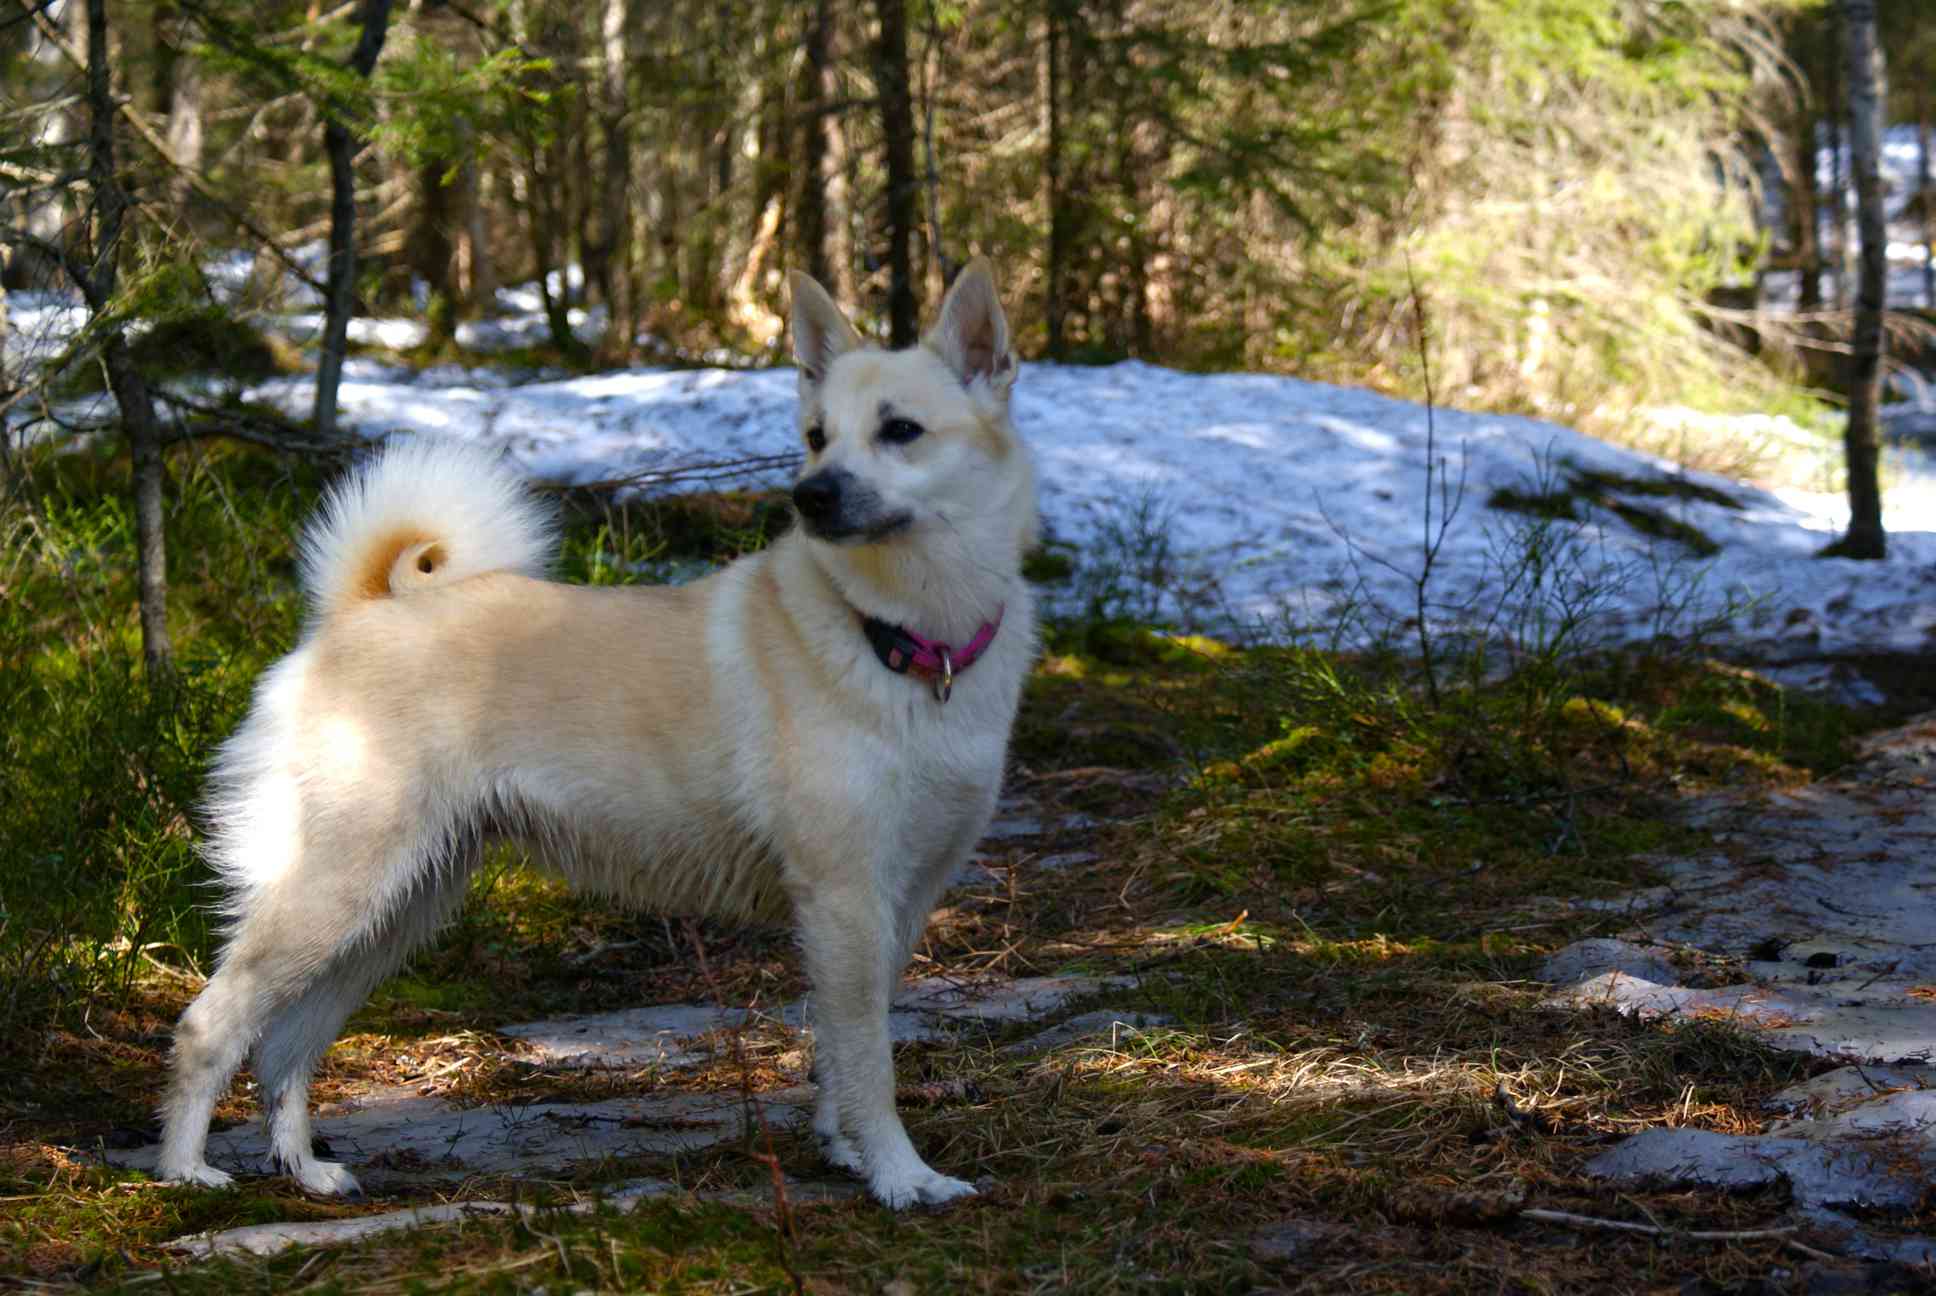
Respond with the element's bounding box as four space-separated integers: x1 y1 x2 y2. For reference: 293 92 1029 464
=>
879 417 924 446
805 424 827 454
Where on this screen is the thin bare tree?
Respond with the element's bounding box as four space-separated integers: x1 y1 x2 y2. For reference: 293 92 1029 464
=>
1824 0 1886 559
873 0 918 344
315 0 394 441
80 0 174 677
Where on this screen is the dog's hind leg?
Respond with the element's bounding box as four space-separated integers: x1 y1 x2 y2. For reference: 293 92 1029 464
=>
252 876 469 1196
155 956 268 1188
253 962 381 1195
251 875 466 1201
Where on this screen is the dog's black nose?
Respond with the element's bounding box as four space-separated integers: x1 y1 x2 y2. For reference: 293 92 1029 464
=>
792 472 842 525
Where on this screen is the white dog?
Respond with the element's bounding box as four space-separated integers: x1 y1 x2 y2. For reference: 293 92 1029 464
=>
156 261 1037 1209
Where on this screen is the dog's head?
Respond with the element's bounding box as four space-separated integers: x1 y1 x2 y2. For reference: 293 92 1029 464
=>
787 260 1028 552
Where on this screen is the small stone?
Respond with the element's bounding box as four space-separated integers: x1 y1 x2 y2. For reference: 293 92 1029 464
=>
1251 1219 1335 1262
1538 938 1677 989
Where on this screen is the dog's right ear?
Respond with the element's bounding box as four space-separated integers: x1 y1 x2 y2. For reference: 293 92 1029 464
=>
789 271 862 387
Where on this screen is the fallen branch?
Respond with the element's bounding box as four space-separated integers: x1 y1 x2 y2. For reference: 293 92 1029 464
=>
1492 1082 1563 1136
1520 1207 1796 1243
153 389 369 459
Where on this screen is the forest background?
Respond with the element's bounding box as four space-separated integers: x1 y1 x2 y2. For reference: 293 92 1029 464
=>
4 0 1934 463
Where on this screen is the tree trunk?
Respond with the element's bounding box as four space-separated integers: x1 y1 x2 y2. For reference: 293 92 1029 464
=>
82 0 173 676
151 0 202 211
110 342 173 678
1044 0 1065 360
917 0 952 292
874 0 917 345
1826 40 1846 311
459 157 496 308
795 0 833 287
417 154 458 342
314 0 393 440
593 0 639 360
1827 0 1886 559
1919 83 1932 311
1793 92 1823 312
1118 122 1150 355
824 42 860 305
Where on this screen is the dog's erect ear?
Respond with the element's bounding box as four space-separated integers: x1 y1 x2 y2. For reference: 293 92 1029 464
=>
928 258 1015 394
789 271 862 386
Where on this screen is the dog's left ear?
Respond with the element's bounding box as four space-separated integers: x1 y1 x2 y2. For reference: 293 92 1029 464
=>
928 258 1016 395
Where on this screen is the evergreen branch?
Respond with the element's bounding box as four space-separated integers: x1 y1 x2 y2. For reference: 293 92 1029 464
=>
11 0 329 302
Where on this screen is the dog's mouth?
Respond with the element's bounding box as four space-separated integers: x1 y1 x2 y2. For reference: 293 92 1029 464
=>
803 510 915 545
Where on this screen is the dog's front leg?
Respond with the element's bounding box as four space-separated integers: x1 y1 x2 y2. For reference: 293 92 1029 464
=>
796 883 975 1209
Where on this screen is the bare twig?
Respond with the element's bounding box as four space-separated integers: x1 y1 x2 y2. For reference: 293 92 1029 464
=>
152 389 369 458
683 921 806 1296
546 452 802 496
1404 252 1464 707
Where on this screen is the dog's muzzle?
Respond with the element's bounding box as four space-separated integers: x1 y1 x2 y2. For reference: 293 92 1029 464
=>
792 469 911 543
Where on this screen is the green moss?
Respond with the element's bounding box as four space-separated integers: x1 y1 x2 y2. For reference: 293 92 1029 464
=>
1567 466 1742 510
1486 485 1580 520
1022 546 1077 583
1604 499 1719 556
1486 467 1729 554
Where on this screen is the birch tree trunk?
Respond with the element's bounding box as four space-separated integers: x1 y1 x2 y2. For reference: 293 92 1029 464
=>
1826 0 1886 559
315 0 393 440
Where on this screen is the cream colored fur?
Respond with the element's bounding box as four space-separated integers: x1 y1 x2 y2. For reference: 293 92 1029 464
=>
156 261 1037 1210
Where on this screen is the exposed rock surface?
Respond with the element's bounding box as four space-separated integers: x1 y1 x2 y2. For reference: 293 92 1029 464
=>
1543 713 1936 1260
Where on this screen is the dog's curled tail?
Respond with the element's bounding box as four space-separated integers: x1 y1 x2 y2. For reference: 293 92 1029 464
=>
300 438 556 624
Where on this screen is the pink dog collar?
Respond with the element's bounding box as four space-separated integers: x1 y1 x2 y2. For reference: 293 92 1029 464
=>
860 604 1005 703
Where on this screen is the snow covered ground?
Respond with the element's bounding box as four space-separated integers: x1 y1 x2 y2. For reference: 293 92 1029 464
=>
230 357 1936 676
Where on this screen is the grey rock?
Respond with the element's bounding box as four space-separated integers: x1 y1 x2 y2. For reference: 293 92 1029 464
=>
1587 1127 1931 1215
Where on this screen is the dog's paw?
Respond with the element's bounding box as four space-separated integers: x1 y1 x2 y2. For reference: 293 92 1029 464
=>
870 1166 979 1211
818 1131 866 1176
289 1159 363 1198
157 1161 235 1190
